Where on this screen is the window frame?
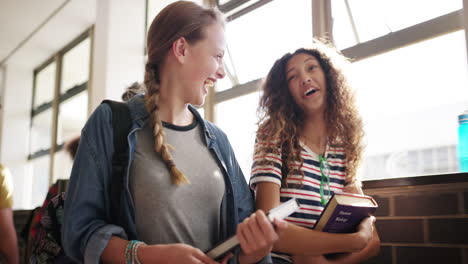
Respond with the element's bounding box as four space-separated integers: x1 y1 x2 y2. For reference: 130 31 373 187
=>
143 0 468 179
209 0 468 180
29 28 92 185
211 0 468 108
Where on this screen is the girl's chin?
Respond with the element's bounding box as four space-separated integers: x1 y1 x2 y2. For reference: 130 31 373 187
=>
301 103 326 115
191 96 206 107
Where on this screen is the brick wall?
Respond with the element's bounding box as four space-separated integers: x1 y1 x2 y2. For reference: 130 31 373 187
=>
363 173 468 264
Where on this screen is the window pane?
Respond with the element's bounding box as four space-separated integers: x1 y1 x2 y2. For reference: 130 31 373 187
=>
196 107 205 119
216 48 237 92
61 38 90 92
381 0 460 31
332 0 462 49
57 91 88 145
331 0 365 49
30 109 53 153
30 155 50 207
215 92 260 180
225 0 312 85
53 149 74 182
34 62 56 108
352 31 468 179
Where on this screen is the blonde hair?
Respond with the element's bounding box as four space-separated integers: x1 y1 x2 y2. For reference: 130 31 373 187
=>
144 1 224 184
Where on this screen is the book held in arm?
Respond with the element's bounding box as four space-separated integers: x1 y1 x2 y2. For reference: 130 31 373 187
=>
314 193 378 233
205 198 301 260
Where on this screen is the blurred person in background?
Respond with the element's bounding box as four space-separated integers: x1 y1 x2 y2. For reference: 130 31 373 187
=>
0 163 19 264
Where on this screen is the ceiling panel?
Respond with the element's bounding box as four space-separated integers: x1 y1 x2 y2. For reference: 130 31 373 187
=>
0 0 67 63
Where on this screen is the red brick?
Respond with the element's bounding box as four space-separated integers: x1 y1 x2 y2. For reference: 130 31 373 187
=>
377 219 424 243
363 245 392 264
394 193 458 216
428 218 468 244
373 196 390 216
464 191 468 214
396 246 462 264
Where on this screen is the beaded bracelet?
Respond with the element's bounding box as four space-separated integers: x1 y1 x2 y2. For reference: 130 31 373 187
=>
125 240 137 264
125 240 146 264
133 241 145 264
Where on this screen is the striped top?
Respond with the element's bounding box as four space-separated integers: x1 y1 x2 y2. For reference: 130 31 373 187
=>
250 141 347 262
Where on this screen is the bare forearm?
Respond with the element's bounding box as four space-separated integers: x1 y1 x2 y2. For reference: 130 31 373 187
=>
101 237 162 264
273 224 368 255
0 209 19 264
327 229 380 264
101 236 128 264
238 252 260 264
0 229 19 264
255 183 367 256
0 242 19 264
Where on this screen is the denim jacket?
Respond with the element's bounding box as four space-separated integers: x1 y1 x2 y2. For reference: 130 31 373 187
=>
62 95 269 263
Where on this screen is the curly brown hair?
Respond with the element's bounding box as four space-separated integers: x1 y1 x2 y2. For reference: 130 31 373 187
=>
256 41 364 185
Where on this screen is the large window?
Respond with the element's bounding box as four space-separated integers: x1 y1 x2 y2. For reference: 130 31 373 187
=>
331 0 462 50
29 30 91 203
218 0 313 91
332 0 468 180
351 30 468 179
143 1 468 180
216 92 261 176
211 0 468 182
212 0 314 177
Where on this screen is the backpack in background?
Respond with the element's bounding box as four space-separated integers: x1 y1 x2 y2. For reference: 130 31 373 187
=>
30 192 72 263
29 100 132 263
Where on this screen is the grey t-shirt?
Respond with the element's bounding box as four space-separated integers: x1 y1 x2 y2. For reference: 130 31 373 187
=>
130 119 226 251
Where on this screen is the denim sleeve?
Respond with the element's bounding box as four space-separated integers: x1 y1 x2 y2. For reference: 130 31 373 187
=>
226 137 255 222
62 104 128 263
220 132 272 264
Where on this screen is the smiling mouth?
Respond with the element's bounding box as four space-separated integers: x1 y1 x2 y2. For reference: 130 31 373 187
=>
305 88 317 96
204 79 215 89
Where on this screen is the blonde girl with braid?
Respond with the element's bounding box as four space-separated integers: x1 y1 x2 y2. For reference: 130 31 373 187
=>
250 41 380 264
63 1 286 264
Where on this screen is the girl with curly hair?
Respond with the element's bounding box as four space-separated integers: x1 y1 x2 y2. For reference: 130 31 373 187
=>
250 41 380 263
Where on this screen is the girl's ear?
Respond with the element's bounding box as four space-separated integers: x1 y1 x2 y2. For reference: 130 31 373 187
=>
172 37 188 64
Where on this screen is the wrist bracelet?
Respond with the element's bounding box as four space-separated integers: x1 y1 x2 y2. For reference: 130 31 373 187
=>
133 241 146 264
125 240 137 264
125 240 146 264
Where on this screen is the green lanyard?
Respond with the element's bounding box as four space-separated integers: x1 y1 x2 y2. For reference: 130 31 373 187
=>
318 154 331 205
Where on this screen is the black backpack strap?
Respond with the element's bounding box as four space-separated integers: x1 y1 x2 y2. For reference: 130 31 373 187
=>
101 100 132 223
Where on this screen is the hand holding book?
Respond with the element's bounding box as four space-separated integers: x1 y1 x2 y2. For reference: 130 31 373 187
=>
314 193 378 260
356 215 376 244
205 198 300 261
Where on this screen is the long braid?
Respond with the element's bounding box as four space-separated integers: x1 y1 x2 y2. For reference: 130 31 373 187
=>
142 1 224 184
144 64 190 185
